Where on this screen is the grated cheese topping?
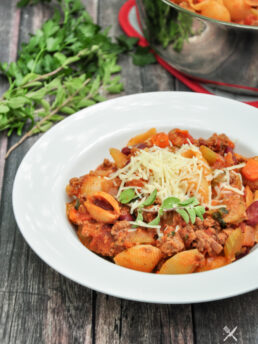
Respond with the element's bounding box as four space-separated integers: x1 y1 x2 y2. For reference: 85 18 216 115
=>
111 145 210 204
110 145 246 210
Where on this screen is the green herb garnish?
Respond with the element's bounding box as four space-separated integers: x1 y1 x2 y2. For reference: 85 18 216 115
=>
119 189 137 204
212 210 227 229
74 198 80 210
142 189 157 207
162 197 180 209
133 210 144 228
147 196 205 226
176 209 189 224
162 197 205 225
148 214 161 226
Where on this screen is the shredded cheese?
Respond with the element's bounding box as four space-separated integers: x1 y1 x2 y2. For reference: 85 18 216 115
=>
110 145 246 210
111 145 210 204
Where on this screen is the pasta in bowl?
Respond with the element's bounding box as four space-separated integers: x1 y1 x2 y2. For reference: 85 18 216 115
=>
66 128 258 274
170 0 258 25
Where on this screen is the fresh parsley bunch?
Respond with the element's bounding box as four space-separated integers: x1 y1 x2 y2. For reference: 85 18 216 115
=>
0 0 155 157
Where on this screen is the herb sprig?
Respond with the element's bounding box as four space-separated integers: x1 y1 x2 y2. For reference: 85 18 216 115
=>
119 188 206 227
148 196 205 226
0 0 155 158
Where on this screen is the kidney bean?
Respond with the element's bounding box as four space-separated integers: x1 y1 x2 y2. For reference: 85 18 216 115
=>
121 146 131 155
246 201 258 226
119 213 134 221
137 143 148 149
225 146 233 154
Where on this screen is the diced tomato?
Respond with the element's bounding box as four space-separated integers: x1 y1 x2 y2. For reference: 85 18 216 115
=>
151 132 170 148
168 129 194 147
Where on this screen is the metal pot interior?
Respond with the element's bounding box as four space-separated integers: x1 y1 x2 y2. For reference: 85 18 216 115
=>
136 0 258 95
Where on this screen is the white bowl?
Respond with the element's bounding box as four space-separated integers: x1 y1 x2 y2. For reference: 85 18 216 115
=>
12 92 258 304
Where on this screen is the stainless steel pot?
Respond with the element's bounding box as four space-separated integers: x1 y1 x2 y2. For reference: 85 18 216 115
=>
136 0 258 95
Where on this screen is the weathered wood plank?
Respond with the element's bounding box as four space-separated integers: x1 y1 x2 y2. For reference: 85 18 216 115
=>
0 291 48 344
0 0 21 199
95 294 194 344
193 289 258 344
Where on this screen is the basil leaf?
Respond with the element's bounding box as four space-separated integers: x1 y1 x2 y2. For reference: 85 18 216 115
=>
119 189 136 204
162 197 180 210
176 209 189 224
179 197 199 207
187 207 196 224
149 214 160 226
142 189 157 207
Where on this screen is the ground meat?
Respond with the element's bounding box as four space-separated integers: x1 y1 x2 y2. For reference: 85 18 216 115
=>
195 230 223 256
95 159 117 177
119 205 134 221
77 221 121 256
142 209 157 223
66 176 83 198
217 231 228 245
178 225 197 248
198 133 234 156
159 227 185 256
111 221 131 236
194 216 220 232
111 221 156 247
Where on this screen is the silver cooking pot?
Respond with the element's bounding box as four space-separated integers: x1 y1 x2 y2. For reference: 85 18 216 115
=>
136 0 258 95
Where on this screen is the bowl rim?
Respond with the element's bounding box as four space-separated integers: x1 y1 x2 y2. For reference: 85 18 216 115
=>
161 0 258 31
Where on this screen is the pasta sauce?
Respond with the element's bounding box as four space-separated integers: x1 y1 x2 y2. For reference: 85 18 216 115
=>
66 129 258 274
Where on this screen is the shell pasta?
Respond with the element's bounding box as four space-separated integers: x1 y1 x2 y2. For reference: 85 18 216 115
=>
171 0 258 25
66 128 258 274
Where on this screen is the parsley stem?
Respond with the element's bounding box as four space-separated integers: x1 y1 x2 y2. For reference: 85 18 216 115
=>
21 49 88 89
5 78 91 158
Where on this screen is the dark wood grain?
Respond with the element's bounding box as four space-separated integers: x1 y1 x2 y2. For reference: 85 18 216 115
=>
0 1 257 344
0 1 21 198
193 290 258 344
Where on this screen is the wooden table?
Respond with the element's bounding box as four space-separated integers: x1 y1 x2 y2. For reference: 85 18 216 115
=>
0 1 257 343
